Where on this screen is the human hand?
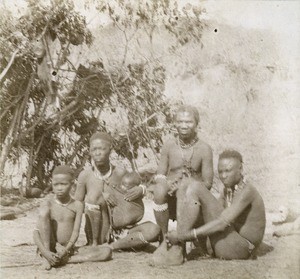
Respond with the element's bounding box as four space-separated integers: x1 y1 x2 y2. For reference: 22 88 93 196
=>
124 186 143 201
166 231 180 245
44 251 60 266
56 247 68 260
167 182 178 196
103 192 117 207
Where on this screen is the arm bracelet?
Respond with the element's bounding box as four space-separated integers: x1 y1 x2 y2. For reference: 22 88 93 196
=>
139 184 147 196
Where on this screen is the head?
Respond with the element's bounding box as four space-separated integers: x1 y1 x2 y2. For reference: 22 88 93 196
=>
52 165 74 198
121 172 141 191
218 150 243 188
89 132 113 167
174 105 199 140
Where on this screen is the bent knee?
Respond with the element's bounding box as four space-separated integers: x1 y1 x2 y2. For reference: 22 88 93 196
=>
143 222 161 242
185 181 206 199
153 184 169 203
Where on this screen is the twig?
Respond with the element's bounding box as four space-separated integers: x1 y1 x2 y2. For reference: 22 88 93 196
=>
0 49 19 82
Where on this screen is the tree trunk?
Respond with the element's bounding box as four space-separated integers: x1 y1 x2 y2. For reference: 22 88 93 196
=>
0 106 19 174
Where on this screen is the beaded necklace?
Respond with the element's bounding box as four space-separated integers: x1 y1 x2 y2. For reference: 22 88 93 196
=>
91 159 113 182
55 197 72 207
177 135 198 177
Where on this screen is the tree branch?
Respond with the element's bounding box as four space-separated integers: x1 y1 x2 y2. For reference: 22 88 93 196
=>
0 49 19 82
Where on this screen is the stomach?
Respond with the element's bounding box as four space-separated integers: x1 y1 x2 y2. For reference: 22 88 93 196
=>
54 221 74 245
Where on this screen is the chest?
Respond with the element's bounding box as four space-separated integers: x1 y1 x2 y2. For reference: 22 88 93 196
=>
50 204 76 222
168 144 202 170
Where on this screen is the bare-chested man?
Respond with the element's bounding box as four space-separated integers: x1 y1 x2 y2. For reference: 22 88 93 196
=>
167 150 266 260
33 165 112 270
153 105 213 257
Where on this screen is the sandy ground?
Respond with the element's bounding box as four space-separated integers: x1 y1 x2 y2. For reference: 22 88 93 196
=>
0 199 299 279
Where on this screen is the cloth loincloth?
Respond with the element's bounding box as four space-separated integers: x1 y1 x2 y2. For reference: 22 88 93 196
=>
85 202 101 212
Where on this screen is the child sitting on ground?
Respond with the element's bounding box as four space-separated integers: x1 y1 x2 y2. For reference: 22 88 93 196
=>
33 165 112 270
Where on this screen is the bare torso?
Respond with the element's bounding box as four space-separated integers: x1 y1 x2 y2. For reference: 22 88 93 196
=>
220 184 266 246
76 166 125 206
161 138 213 187
49 199 78 246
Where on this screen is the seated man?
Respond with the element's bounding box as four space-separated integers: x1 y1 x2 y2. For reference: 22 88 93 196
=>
104 172 161 251
167 150 266 260
153 105 213 258
33 165 112 270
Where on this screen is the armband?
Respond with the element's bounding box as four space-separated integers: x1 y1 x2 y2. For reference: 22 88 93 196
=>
139 184 147 196
154 174 167 182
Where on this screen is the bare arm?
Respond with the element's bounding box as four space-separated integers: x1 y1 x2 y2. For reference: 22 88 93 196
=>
33 201 59 265
74 171 86 201
156 143 169 176
201 145 213 190
173 187 254 242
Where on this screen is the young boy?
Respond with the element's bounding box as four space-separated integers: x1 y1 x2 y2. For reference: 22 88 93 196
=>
33 165 112 270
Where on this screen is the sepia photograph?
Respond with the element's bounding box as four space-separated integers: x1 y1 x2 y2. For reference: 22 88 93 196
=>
0 0 299 278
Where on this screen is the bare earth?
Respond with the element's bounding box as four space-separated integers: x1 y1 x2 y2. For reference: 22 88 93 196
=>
0 199 299 279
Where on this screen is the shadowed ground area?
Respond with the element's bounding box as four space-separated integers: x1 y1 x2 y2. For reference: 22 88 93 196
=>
1 199 299 279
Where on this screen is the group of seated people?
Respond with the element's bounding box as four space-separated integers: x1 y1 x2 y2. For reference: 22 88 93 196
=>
33 105 266 269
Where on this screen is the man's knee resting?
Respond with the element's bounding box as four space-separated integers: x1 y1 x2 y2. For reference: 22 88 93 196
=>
186 182 203 200
153 184 169 203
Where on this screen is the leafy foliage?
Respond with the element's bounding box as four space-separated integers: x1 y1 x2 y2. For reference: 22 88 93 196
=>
0 0 205 190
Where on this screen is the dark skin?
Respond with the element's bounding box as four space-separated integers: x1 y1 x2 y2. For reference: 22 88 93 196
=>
33 173 111 270
154 111 213 236
107 175 144 229
102 173 160 251
167 157 266 260
75 138 144 245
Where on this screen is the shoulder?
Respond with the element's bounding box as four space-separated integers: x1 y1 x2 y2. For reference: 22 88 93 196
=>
244 183 262 199
163 136 177 148
236 183 260 203
196 139 212 155
38 198 53 215
78 167 93 180
72 199 84 211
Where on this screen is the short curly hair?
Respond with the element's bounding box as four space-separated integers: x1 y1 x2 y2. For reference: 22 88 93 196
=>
175 105 200 125
219 149 243 163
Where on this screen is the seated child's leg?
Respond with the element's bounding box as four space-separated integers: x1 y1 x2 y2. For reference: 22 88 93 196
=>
34 229 59 270
68 246 112 263
85 203 102 246
130 222 161 243
99 206 110 244
84 215 93 245
111 222 160 251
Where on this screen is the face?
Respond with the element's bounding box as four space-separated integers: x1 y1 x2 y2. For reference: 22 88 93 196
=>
90 139 111 166
52 174 73 198
121 176 136 190
175 111 197 140
218 158 242 188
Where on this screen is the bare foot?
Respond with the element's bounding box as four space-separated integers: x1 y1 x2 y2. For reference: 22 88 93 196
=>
151 241 184 266
41 258 52 270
